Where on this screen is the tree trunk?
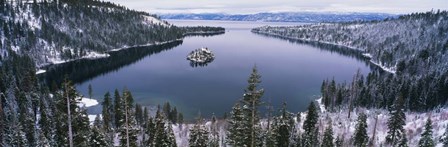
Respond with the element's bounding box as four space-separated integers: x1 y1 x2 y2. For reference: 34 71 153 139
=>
370 114 378 147
66 83 73 147
125 97 129 147
251 99 255 147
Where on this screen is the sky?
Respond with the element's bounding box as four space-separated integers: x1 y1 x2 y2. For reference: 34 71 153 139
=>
104 0 448 14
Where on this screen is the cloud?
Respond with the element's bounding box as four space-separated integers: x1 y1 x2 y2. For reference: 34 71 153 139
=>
105 0 448 14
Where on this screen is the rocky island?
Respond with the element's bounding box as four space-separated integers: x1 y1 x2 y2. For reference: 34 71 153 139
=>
187 47 215 67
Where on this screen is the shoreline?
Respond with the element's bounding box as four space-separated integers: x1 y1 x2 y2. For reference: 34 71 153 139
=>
252 30 397 74
35 30 226 75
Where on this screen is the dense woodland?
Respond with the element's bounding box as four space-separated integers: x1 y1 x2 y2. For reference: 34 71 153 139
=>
253 11 448 112
0 0 447 146
0 0 224 66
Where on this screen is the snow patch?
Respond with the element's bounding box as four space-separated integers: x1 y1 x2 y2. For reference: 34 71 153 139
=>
370 60 396 74
142 15 169 27
78 97 99 108
35 69 46 75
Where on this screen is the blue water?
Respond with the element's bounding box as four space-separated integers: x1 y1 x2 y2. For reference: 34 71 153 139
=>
77 20 371 119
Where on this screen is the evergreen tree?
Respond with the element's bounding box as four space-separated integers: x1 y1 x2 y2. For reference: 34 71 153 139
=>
418 117 434 147
241 65 264 147
353 113 368 147
335 135 344 147
118 89 138 147
88 84 93 99
272 102 293 147
89 116 109 147
101 92 113 143
209 113 219 147
73 108 91 146
38 94 52 144
398 131 408 147
152 106 176 147
321 123 334 147
386 96 406 146
226 103 245 146
145 117 156 146
54 79 82 147
441 126 448 147
302 102 319 147
114 89 123 128
166 122 177 147
189 119 209 147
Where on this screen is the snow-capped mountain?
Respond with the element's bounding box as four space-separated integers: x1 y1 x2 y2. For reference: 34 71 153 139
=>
160 12 397 22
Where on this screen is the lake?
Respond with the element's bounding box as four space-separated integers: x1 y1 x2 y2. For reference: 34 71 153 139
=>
74 20 373 120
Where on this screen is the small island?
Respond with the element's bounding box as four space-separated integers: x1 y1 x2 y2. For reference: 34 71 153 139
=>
187 47 215 67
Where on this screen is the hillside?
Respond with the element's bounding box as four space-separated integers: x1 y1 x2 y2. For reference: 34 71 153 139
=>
252 11 448 75
252 11 448 112
160 12 396 23
0 0 224 67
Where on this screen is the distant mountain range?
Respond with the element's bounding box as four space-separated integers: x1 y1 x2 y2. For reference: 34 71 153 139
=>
160 12 398 23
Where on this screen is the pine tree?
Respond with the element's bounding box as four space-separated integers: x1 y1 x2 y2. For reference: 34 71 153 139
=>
272 102 292 147
38 94 52 144
119 89 138 147
209 114 219 147
397 131 408 147
241 65 264 147
335 135 344 147
321 122 334 147
441 126 448 146
302 102 319 147
418 117 434 147
145 117 156 146
353 113 368 147
114 89 123 128
152 106 176 147
90 116 109 147
73 108 91 146
88 84 93 99
101 92 113 143
189 119 209 147
166 122 177 147
54 79 83 147
386 96 406 146
226 103 245 146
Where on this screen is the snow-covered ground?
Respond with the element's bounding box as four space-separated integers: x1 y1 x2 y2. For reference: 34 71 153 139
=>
109 39 182 52
306 98 448 147
170 98 447 147
142 15 170 27
35 69 46 75
78 97 99 108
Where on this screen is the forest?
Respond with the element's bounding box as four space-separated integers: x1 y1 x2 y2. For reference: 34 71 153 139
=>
0 0 447 146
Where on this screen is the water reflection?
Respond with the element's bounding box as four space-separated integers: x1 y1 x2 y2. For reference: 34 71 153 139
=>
41 40 184 88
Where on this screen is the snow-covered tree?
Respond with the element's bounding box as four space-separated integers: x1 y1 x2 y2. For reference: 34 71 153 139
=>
418 117 434 147
386 96 406 146
441 126 448 146
114 89 123 128
335 135 344 147
226 103 245 146
152 107 176 147
89 116 109 147
118 89 138 147
101 92 113 143
209 114 219 147
302 102 319 147
397 131 408 147
321 122 334 147
189 120 209 147
353 113 368 147
241 65 264 147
